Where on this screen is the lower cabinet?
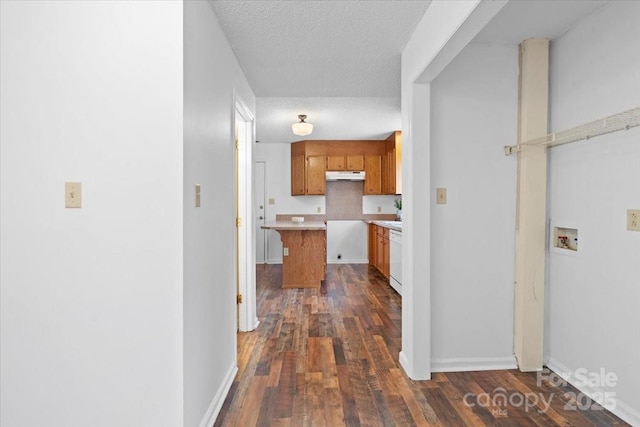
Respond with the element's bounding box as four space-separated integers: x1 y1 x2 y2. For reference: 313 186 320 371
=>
369 223 389 279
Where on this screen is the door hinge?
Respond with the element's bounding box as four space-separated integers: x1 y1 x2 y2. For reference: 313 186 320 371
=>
237 294 243 304
235 140 240 150
236 217 242 227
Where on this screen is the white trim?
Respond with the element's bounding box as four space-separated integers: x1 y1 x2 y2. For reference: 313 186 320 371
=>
327 260 368 264
399 350 431 380
198 364 238 427
546 358 640 426
431 356 518 373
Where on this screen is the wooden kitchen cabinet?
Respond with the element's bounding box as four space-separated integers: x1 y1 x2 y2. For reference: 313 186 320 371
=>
306 156 326 195
326 154 364 171
368 223 377 266
290 138 399 196
291 155 306 195
371 224 389 278
364 155 382 195
326 155 346 171
346 155 364 171
383 131 402 195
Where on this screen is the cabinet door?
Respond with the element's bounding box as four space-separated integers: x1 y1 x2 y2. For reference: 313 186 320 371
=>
346 155 364 171
386 146 396 194
306 156 326 195
364 155 382 195
291 155 305 195
368 223 377 266
381 153 389 194
376 231 384 272
326 156 345 171
382 235 390 278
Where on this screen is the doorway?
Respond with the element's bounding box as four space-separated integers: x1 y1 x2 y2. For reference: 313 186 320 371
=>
235 96 258 332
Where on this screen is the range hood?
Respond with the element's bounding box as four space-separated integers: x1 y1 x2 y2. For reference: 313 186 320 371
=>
326 171 366 181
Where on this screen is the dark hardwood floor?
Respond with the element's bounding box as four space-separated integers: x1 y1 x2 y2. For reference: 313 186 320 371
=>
214 264 628 426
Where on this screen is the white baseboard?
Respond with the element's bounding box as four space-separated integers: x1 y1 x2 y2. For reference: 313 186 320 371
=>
266 259 282 265
546 358 640 426
431 355 518 373
399 351 432 380
199 363 238 427
327 258 368 264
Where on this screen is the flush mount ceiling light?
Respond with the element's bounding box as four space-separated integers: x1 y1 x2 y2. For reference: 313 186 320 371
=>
292 114 313 136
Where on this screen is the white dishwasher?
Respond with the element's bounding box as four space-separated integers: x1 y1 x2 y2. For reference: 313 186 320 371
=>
389 229 402 296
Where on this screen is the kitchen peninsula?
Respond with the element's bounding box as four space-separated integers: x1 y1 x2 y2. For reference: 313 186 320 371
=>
261 219 326 288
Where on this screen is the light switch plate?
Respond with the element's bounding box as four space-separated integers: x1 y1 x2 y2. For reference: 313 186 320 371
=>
195 184 201 207
268 198 275 205
436 188 447 204
65 182 82 208
628 209 640 231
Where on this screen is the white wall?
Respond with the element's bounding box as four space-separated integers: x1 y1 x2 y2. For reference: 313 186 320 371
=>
547 1 640 423
183 1 256 426
400 0 505 380
326 221 368 264
254 143 325 263
0 2 184 426
430 45 518 370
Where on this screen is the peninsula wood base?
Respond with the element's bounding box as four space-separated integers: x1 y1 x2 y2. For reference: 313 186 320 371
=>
277 229 326 288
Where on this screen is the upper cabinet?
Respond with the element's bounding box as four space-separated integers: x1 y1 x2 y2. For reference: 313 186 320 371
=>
383 131 402 195
306 156 326 195
326 154 365 171
364 155 382 195
290 135 400 196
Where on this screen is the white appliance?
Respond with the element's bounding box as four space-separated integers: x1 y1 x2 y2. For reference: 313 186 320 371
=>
389 229 402 295
325 171 365 181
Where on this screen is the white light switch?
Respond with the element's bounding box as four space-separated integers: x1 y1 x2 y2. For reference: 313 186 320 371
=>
436 188 447 204
195 184 201 207
65 182 82 208
283 247 289 256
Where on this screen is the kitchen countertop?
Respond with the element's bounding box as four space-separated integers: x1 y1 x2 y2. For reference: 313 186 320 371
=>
261 220 327 231
364 220 402 232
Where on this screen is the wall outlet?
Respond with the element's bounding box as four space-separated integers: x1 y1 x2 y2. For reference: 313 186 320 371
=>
628 209 640 231
436 188 447 204
283 247 289 256
268 198 275 205
337 254 342 260
65 182 82 208
377 206 382 212
317 206 321 213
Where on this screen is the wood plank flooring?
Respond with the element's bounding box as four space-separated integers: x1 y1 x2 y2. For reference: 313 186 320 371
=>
214 264 628 426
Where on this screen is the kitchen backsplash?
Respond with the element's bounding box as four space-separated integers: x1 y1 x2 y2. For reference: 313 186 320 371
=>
325 181 397 221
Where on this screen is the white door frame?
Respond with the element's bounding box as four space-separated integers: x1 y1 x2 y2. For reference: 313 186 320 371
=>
235 93 259 332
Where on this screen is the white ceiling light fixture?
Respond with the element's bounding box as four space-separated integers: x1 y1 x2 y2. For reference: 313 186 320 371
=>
292 114 313 136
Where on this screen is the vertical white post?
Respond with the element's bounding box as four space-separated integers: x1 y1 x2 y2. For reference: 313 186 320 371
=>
399 83 431 380
513 38 549 372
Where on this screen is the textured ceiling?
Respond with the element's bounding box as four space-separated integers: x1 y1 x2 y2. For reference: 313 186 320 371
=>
209 0 432 97
256 97 401 143
210 0 613 142
471 0 610 45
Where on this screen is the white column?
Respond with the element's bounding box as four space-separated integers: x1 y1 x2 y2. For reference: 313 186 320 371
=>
513 38 549 372
399 83 431 380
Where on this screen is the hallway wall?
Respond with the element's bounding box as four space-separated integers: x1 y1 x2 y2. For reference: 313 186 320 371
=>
430 44 518 370
183 1 256 426
546 1 640 423
0 2 184 426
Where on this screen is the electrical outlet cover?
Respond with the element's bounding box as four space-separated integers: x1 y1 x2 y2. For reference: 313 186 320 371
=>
628 209 640 231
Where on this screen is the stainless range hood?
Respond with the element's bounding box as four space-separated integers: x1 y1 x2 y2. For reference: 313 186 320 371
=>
325 171 366 181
